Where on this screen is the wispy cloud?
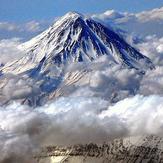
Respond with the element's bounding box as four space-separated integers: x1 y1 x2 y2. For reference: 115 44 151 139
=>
24 21 41 32
0 21 42 32
0 22 18 31
92 7 163 38
0 38 25 64
0 20 51 40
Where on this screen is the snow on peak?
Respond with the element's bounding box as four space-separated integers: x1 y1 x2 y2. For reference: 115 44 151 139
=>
2 11 154 75
64 11 83 18
51 11 84 28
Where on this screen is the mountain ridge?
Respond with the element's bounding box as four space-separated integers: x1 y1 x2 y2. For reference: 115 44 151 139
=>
36 135 163 163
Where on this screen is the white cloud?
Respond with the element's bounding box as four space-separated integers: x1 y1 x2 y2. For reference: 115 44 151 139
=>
0 38 25 64
61 59 142 102
0 94 163 162
24 21 41 32
137 7 163 22
0 103 48 163
135 36 163 66
0 22 18 31
139 66 163 95
92 7 163 38
0 21 42 33
2 74 40 101
0 97 108 162
100 95 163 136
0 20 51 40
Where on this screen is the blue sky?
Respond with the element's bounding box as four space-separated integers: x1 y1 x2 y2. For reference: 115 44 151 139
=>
0 0 163 22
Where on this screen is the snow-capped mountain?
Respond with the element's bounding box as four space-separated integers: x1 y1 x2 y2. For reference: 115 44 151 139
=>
1 12 154 75
0 11 155 105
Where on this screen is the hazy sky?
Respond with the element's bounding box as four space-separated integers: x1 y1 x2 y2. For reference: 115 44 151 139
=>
0 0 163 22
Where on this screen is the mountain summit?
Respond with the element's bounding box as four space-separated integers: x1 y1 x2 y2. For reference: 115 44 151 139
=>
2 11 154 75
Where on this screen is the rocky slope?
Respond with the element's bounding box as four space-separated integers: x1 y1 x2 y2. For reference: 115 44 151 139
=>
36 135 163 163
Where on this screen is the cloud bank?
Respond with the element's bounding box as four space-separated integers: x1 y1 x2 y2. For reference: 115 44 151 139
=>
0 95 163 162
92 7 163 38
